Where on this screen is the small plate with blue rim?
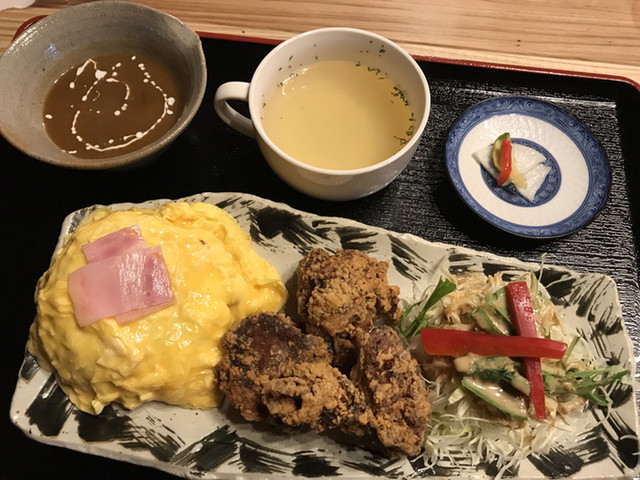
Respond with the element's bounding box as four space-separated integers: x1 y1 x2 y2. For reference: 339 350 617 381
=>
445 96 610 238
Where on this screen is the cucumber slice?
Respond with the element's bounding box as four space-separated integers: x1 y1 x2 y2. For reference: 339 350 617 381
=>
492 132 511 171
462 376 528 421
485 287 511 322
507 372 558 416
490 132 527 188
509 371 531 394
471 306 512 335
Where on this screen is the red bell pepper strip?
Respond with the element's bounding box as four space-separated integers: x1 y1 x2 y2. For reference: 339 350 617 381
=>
506 281 547 420
497 138 513 186
420 328 566 359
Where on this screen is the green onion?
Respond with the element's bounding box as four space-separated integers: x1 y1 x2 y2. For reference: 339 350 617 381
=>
562 335 581 364
568 366 630 406
397 277 456 338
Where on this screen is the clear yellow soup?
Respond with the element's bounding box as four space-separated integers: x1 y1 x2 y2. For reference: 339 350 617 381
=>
261 60 416 170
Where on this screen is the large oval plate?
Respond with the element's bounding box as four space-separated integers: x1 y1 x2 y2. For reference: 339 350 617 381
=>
445 96 610 238
10 192 638 479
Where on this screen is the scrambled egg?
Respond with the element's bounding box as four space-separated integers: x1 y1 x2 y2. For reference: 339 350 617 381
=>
28 201 288 415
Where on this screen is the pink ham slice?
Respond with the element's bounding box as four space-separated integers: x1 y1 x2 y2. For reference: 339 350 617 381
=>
82 225 146 263
114 302 173 325
68 246 174 327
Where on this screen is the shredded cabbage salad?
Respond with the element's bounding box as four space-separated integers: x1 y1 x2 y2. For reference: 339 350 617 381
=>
397 270 630 478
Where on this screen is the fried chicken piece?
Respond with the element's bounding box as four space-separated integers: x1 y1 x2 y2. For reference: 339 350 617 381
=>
218 312 370 434
220 250 430 457
296 249 401 368
351 326 431 456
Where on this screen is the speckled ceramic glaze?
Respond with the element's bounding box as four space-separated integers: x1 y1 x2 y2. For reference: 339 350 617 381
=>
0 1 206 169
11 192 639 479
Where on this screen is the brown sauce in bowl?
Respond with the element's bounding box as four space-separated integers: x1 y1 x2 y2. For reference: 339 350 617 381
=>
43 53 183 159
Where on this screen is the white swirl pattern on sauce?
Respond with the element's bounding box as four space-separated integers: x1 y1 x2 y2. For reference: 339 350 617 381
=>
66 56 176 155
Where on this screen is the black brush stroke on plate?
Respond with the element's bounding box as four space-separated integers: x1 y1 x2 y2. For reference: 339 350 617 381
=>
389 236 433 282
529 446 586 478
173 426 239 472
590 324 624 364
598 412 640 469
540 268 576 304
335 225 378 252
292 451 340 477
248 206 332 254
609 381 634 408
480 459 520 478
236 442 290 474
174 423 385 478
25 375 74 437
19 350 40 382
213 194 245 210
480 261 523 279
570 275 611 318
446 253 476 275
593 309 626 337
74 407 183 462
341 455 406 478
530 426 613 477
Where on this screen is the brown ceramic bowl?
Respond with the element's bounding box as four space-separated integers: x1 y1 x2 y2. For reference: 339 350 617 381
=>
0 1 206 169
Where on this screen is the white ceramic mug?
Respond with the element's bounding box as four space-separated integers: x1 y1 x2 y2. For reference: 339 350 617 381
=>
214 27 430 201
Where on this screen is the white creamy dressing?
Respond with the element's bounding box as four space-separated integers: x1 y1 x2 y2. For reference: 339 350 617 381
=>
43 53 182 159
66 56 175 154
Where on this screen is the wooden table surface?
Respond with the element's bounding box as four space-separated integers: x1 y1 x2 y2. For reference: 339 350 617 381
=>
1 0 640 86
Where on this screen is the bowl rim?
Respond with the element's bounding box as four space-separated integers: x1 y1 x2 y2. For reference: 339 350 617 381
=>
0 1 207 170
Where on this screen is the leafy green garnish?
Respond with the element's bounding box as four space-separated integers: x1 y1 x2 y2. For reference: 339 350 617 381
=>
568 366 630 406
544 365 630 407
471 367 515 384
397 277 456 338
464 355 519 384
562 335 581 363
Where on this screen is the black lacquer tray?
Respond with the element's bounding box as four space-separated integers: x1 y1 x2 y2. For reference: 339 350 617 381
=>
2 34 639 480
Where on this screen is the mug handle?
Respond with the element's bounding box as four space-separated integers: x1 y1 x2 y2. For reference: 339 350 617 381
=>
213 81 255 139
